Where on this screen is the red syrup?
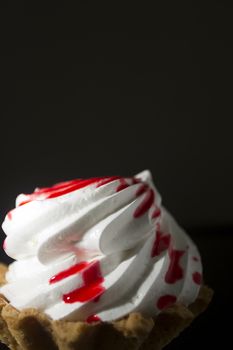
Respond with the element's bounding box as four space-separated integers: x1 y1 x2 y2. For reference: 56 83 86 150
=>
17 174 155 222
19 176 121 206
132 177 140 184
151 230 171 257
135 183 149 196
49 260 105 304
116 178 130 192
63 261 105 303
192 271 202 285
86 314 102 323
96 176 121 188
63 282 105 303
49 261 89 284
157 295 177 310
134 189 155 218
165 248 185 284
151 208 161 219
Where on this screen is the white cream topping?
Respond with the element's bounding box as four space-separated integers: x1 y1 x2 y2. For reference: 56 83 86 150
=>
0 170 202 322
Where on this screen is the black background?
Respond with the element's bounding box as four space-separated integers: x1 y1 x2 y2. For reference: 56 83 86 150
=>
0 1 232 349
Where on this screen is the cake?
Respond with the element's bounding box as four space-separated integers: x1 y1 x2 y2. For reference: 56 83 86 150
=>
0 170 213 349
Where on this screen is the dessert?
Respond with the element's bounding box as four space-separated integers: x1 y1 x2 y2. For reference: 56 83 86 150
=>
0 170 213 350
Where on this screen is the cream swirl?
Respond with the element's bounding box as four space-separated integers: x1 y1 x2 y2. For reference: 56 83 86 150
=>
0 170 202 323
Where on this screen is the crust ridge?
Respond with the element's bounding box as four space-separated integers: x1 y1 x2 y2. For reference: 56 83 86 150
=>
0 264 213 350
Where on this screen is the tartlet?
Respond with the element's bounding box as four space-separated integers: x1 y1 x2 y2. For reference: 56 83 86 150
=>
0 171 213 349
0 268 212 350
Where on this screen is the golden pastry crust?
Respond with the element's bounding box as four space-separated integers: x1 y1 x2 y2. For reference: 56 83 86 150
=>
0 264 7 286
0 264 213 350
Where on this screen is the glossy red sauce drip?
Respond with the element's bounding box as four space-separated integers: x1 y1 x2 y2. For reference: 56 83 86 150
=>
63 261 105 304
49 261 89 284
151 208 161 219
86 314 102 323
157 295 177 310
19 176 121 206
134 189 155 218
96 176 121 188
151 231 171 257
116 178 130 192
165 248 185 284
132 177 140 184
36 179 84 193
136 183 149 197
63 283 105 303
192 271 202 285
82 261 104 286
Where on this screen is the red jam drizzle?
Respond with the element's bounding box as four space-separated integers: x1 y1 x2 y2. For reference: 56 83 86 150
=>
116 178 130 192
151 208 161 219
17 173 155 220
49 260 105 304
62 261 105 304
18 174 156 221
86 314 102 323
151 230 171 257
135 183 149 197
134 189 155 218
165 248 185 284
63 282 105 303
96 176 122 188
49 261 89 284
19 176 121 206
192 271 202 285
157 295 177 310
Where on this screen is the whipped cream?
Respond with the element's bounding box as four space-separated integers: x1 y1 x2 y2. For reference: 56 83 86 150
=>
0 170 202 323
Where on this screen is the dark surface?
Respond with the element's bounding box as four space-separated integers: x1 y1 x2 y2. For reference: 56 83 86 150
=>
0 227 232 349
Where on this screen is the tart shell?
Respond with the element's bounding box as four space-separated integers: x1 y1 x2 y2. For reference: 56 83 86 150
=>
0 263 213 350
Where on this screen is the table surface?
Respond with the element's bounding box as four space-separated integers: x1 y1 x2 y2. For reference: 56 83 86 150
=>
0 227 232 349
